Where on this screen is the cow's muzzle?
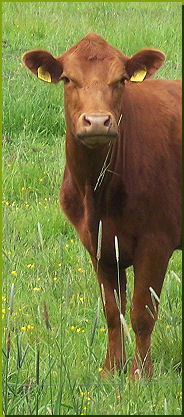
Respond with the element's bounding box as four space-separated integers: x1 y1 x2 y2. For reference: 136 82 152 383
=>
76 113 118 148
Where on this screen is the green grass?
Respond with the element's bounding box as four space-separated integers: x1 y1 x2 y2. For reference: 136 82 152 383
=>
2 2 182 415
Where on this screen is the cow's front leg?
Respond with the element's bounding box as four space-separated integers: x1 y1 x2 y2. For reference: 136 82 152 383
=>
130 237 172 379
91 257 127 376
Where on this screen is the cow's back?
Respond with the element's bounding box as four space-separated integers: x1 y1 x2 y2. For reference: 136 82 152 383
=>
117 79 182 248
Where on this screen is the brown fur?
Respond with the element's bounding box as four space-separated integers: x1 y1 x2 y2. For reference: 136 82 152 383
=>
22 33 181 379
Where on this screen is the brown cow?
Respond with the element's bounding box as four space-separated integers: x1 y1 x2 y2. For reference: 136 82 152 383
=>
22 33 182 379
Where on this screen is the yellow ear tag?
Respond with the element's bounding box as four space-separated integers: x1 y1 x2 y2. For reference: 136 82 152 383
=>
130 69 147 82
37 66 51 83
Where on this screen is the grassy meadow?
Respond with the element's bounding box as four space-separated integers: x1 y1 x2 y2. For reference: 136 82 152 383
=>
2 2 182 415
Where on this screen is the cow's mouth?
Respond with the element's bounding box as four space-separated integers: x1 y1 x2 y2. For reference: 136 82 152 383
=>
77 133 117 148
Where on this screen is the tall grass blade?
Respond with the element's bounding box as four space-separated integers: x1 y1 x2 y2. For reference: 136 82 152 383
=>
96 220 102 262
114 235 119 263
36 346 40 416
94 142 112 191
120 313 132 343
145 304 155 319
10 283 14 315
114 288 120 311
37 221 44 250
90 297 101 347
43 300 52 330
149 286 160 315
20 344 29 368
101 283 106 307
16 333 22 369
171 271 181 283
164 397 168 415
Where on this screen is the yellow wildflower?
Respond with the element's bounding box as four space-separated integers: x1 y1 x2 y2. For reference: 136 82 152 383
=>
27 264 34 269
5 202 9 206
2 296 6 302
100 328 105 332
76 328 81 333
21 187 26 191
11 270 17 276
21 326 27 331
70 326 75 331
39 178 43 182
98 367 103 373
58 263 62 267
70 239 74 243
33 287 40 292
7 163 12 168
27 324 34 330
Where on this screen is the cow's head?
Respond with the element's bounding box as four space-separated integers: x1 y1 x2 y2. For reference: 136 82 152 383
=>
22 33 165 148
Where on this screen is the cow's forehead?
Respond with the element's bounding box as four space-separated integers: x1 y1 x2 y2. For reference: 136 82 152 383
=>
61 51 127 85
59 33 128 83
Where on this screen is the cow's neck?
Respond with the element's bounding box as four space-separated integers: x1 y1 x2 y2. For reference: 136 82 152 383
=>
66 132 117 196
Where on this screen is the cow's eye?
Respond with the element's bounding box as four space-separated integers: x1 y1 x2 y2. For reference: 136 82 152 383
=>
120 77 126 84
62 76 70 84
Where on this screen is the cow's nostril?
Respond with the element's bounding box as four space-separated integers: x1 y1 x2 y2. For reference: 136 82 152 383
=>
104 116 111 127
83 115 91 126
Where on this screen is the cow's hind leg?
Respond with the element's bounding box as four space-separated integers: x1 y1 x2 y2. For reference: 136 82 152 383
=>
130 236 172 379
92 259 127 376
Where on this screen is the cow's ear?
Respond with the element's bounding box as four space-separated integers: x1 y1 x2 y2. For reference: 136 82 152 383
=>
22 49 63 84
125 49 166 82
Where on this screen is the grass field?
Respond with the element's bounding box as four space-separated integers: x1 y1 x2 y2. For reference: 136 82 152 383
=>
2 2 182 415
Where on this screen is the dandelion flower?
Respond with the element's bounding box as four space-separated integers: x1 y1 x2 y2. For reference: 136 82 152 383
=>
21 326 27 331
70 326 75 331
11 270 17 276
27 264 34 269
27 324 34 330
100 328 105 332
